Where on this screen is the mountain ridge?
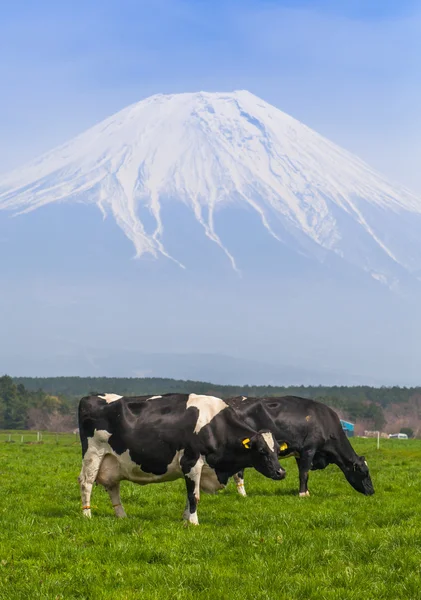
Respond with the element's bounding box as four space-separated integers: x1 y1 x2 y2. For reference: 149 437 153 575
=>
1 90 421 286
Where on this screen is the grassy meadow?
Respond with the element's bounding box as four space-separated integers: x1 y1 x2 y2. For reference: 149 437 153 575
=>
0 435 420 599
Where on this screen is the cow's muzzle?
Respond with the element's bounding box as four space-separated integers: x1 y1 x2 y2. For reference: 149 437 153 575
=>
273 468 286 481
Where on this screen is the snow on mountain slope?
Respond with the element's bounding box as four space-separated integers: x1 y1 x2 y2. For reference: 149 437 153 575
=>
1 90 421 281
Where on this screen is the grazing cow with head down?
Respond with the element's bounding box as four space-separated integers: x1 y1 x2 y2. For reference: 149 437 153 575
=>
78 392 285 525
226 396 374 497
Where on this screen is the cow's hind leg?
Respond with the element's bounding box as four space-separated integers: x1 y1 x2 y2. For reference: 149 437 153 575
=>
96 454 127 518
296 449 316 497
181 454 204 526
106 483 127 518
78 430 110 517
233 471 247 497
78 450 103 518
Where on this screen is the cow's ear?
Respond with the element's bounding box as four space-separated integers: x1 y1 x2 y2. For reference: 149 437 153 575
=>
242 437 251 449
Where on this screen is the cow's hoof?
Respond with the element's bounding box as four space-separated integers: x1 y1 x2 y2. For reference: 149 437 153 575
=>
236 484 247 497
183 511 199 526
299 491 310 497
183 520 199 527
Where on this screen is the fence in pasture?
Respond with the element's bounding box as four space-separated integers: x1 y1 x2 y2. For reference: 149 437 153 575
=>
1 431 413 449
0 430 80 446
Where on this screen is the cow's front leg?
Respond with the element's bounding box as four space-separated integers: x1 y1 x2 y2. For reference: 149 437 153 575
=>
296 449 315 497
233 471 247 497
181 455 203 526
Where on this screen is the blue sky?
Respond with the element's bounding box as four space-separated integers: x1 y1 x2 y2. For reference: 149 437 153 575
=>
1 0 420 191
1 0 421 383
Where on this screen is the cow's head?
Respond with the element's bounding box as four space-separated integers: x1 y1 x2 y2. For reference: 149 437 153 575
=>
345 456 374 495
243 430 286 481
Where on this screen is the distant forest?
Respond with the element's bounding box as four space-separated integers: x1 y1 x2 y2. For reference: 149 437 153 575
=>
3 376 421 435
0 376 74 431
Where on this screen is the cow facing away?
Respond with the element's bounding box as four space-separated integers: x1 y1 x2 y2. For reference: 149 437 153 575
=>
226 396 374 497
78 393 285 525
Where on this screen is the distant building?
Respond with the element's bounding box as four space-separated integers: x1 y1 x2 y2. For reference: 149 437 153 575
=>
340 419 354 437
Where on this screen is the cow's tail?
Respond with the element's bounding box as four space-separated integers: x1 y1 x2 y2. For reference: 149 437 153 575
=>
78 395 99 458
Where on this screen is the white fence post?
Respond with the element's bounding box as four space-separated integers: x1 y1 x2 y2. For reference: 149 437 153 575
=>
377 431 380 450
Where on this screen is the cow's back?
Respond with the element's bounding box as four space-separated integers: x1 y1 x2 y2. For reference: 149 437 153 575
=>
227 395 344 449
263 396 342 435
78 393 196 451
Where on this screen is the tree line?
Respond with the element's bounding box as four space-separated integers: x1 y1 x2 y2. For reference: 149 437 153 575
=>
0 376 74 431
4 375 421 432
13 376 421 407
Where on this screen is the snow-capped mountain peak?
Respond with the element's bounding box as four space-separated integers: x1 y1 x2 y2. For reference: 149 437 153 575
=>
1 90 421 282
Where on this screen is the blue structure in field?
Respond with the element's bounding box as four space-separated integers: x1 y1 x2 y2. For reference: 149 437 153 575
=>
340 419 355 437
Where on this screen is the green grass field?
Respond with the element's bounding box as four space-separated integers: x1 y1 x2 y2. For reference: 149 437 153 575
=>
0 436 420 600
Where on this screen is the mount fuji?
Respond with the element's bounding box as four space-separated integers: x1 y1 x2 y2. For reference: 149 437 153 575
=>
1 91 420 384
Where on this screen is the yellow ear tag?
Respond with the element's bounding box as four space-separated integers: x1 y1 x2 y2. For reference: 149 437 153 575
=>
280 443 288 452
242 438 251 449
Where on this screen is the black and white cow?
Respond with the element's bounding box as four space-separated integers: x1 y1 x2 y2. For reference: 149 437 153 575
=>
78 392 285 525
226 396 374 497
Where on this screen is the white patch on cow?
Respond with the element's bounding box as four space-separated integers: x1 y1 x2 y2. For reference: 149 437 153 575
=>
103 478 127 518
86 430 186 487
187 511 199 525
242 396 247 401
186 457 204 502
237 483 247 497
233 474 247 497
364 460 368 467
262 431 275 452
183 501 199 526
186 393 228 433
79 429 113 517
90 429 111 445
147 395 162 400
98 394 123 403
299 491 310 497
95 453 120 488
